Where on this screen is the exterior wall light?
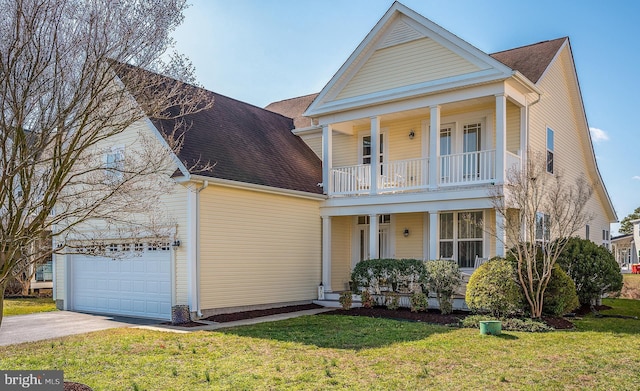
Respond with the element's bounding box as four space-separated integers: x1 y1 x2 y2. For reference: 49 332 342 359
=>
403 228 410 237
172 240 181 247
409 129 415 139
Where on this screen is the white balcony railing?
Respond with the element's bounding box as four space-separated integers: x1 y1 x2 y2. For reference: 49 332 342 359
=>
331 164 371 195
329 150 521 196
379 157 428 192
439 150 496 186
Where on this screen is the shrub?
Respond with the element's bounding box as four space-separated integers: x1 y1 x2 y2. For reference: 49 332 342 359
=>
338 291 352 310
543 265 580 316
360 290 374 308
557 237 624 305
461 315 552 332
465 258 523 317
410 292 428 312
425 260 461 314
385 292 400 310
506 247 580 317
351 258 427 294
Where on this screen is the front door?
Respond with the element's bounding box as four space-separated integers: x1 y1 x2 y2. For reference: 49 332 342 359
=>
354 215 391 266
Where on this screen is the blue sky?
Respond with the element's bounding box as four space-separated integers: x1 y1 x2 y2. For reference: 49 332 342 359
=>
172 0 640 234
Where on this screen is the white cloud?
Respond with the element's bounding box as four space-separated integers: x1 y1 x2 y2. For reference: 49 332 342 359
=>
589 127 609 142
633 176 640 181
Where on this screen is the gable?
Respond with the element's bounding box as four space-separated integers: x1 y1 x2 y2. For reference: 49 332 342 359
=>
306 3 513 117
336 37 482 100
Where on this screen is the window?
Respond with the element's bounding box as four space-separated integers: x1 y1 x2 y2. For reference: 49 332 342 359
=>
585 224 590 240
35 260 53 282
546 127 554 173
439 211 483 268
105 146 124 181
361 134 384 173
535 212 550 242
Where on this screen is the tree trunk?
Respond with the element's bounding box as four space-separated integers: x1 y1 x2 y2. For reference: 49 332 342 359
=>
0 286 5 328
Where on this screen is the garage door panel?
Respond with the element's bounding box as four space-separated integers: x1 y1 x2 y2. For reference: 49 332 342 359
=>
72 252 171 320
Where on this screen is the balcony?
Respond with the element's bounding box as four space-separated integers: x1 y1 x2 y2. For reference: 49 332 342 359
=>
329 150 520 196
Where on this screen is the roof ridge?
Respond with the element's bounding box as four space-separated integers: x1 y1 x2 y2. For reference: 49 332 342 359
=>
490 37 567 55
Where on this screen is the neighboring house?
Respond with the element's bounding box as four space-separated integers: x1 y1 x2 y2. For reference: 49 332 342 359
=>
268 2 616 298
54 2 616 321
612 219 640 272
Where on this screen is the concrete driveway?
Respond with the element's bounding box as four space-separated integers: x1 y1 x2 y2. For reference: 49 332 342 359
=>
0 311 160 346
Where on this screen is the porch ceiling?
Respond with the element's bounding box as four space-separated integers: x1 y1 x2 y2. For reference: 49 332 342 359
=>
329 95 495 132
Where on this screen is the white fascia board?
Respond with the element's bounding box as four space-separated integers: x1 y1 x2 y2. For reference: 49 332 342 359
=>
188 175 327 201
320 186 495 216
308 70 507 118
304 4 402 117
305 2 515 118
292 125 322 136
317 81 506 126
143 118 191 179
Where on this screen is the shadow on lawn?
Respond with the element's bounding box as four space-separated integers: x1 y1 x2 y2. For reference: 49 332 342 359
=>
216 314 456 350
571 299 640 335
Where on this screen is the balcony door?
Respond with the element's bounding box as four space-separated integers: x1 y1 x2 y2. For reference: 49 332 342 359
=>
463 122 482 179
360 131 386 175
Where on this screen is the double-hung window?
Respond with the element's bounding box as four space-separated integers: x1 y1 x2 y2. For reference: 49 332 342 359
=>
535 212 550 243
546 127 554 174
35 260 53 282
439 211 483 268
105 145 124 182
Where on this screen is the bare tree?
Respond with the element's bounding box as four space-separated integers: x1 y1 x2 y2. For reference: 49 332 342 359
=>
492 153 593 318
0 0 212 326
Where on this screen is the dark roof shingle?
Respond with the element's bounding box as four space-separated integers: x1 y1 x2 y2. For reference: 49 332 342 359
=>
153 90 323 194
490 37 567 83
264 93 319 129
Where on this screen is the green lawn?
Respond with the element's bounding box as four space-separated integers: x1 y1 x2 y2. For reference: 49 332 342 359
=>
0 298 638 390
3 297 57 316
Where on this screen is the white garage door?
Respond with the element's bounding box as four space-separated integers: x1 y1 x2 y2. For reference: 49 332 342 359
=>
71 248 171 320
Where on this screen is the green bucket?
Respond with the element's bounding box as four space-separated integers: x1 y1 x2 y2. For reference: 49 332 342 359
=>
479 320 502 335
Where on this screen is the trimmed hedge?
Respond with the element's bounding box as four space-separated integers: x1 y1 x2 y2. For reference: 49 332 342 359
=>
351 258 427 294
466 258 523 317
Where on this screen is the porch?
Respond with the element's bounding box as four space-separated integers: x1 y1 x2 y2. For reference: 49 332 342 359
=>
319 209 505 296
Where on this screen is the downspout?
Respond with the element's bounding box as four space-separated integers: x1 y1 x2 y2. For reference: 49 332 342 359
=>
194 180 208 317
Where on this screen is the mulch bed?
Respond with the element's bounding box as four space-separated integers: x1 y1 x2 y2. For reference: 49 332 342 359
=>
64 382 93 391
573 303 613 316
541 316 574 330
203 303 323 323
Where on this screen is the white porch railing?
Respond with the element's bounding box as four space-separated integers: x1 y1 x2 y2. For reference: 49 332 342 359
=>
331 164 371 195
439 150 496 186
379 157 428 192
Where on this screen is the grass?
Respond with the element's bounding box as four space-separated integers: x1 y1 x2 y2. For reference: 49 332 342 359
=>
0 298 638 390
3 297 57 316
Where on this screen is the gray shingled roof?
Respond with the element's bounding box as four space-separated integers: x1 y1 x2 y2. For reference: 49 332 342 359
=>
265 93 319 129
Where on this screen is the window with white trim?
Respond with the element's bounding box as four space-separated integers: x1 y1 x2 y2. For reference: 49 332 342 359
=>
585 224 590 240
535 212 550 242
439 211 483 268
546 127 554 174
105 146 124 182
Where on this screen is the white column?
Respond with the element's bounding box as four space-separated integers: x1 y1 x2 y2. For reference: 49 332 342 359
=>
495 212 506 257
321 216 332 292
423 212 430 261
370 116 380 195
429 105 440 189
369 213 379 259
495 94 507 184
322 124 333 195
429 211 438 260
